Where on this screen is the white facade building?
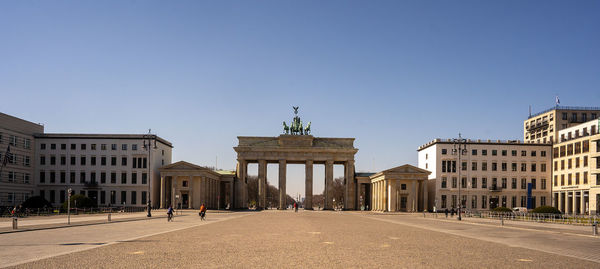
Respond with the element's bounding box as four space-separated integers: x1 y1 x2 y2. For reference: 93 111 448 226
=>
34 134 172 207
552 118 600 215
418 139 552 211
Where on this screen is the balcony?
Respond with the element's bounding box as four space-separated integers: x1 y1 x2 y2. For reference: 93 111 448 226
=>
488 185 503 192
526 121 549 132
83 181 99 189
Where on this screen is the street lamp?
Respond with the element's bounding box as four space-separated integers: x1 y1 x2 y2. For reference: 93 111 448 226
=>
452 133 467 221
143 129 157 217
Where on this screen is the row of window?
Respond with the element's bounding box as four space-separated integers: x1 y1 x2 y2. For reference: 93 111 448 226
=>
0 171 31 184
559 125 597 143
0 192 30 205
0 153 30 167
40 189 147 205
39 171 147 185
560 112 597 122
40 143 139 151
553 141 590 158
0 133 31 149
440 148 547 157
441 160 547 173
40 155 148 168
440 194 546 209
554 156 591 171
441 177 546 190
553 172 598 186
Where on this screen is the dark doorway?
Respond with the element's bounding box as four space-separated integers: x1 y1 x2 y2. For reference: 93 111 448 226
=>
490 197 499 209
181 193 189 209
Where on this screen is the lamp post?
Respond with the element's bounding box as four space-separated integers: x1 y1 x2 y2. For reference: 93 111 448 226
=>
143 129 157 218
452 133 467 221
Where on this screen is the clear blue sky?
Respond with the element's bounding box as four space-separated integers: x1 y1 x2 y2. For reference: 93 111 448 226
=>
2 1 599 198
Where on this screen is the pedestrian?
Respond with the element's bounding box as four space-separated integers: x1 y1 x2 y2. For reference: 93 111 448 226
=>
293 202 298 212
444 208 449 218
451 207 455 216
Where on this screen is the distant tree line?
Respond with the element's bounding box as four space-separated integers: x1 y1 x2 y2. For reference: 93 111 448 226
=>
246 176 346 209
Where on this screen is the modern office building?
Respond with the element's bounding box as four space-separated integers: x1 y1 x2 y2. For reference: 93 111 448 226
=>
0 113 44 207
523 106 600 144
34 134 173 207
418 139 552 211
551 119 600 215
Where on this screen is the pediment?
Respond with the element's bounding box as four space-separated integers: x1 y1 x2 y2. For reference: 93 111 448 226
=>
383 164 431 175
159 161 210 171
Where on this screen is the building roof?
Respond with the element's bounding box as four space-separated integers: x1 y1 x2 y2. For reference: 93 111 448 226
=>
528 105 600 119
34 133 173 148
355 172 376 177
417 138 551 151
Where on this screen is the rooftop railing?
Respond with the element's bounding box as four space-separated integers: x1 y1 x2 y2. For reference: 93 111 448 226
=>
529 106 600 119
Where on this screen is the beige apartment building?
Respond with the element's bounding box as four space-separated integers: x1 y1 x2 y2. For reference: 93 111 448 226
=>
34 134 173 207
524 106 600 144
0 113 44 207
418 139 552 211
551 119 600 215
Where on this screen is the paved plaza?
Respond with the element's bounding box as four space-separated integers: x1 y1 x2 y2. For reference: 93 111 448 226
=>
2 211 600 268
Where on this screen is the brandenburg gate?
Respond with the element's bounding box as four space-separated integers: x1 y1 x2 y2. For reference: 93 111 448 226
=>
234 107 358 210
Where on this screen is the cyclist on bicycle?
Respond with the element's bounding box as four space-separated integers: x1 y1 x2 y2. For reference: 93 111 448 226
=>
167 206 174 221
199 203 207 220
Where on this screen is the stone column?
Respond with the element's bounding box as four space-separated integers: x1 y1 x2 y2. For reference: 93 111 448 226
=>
258 160 267 210
324 160 334 210
370 182 374 211
305 160 313 210
411 181 417 212
377 182 382 211
375 181 381 211
580 191 584 215
423 180 428 212
160 176 165 208
344 160 355 210
213 179 217 208
171 176 177 208
278 159 287 210
558 192 563 213
217 180 221 209
189 175 193 209
389 180 397 212
237 159 247 208
572 191 577 215
208 179 213 208
230 180 235 210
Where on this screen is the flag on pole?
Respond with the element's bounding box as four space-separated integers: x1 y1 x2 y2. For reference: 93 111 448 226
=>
2 145 11 167
555 96 560 105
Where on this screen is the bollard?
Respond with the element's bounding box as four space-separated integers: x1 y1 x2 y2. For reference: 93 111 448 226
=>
108 213 112 222
12 217 18 230
593 221 597 236
501 214 504 226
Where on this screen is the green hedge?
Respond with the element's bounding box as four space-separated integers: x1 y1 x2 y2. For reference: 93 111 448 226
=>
61 194 97 209
492 207 513 212
531 206 561 214
21 196 52 208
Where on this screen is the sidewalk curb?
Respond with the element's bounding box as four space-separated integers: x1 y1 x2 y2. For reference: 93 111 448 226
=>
0 214 188 235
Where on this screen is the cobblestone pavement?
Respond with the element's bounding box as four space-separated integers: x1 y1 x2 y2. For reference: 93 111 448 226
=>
7 210 599 268
0 211 245 268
